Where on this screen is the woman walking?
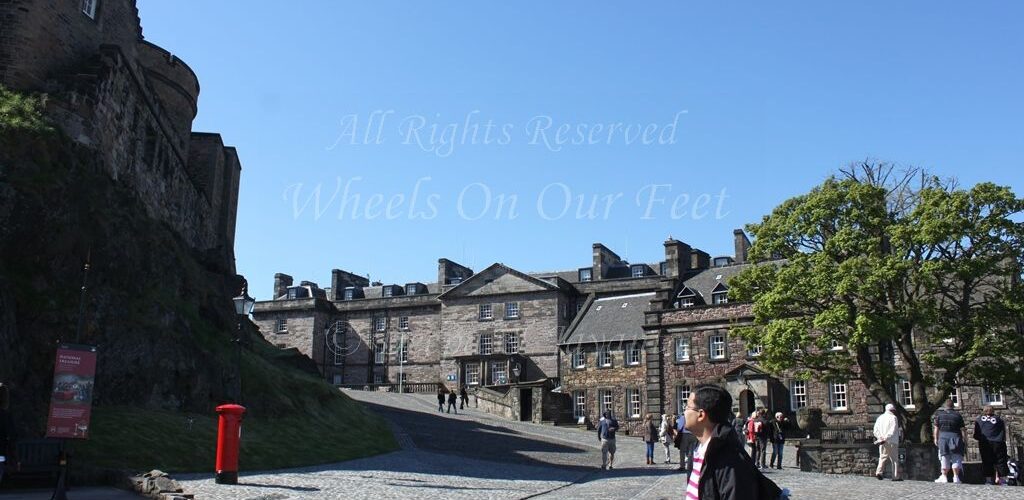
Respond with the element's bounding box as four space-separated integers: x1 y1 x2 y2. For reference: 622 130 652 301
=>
659 413 675 463
642 413 658 465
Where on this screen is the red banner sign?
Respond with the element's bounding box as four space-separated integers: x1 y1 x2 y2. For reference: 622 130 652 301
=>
45 344 97 439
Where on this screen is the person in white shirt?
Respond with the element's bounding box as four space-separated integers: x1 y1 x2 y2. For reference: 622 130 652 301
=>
873 403 903 481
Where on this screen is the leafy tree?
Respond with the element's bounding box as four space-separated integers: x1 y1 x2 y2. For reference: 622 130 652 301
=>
732 162 1024 442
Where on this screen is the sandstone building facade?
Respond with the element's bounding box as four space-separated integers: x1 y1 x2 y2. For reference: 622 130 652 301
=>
0 0 242 270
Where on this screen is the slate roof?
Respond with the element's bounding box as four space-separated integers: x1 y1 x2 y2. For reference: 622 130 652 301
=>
676 260 786 303
560 292 655 346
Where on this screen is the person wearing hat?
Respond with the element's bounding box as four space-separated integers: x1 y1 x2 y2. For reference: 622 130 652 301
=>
873 403 903 481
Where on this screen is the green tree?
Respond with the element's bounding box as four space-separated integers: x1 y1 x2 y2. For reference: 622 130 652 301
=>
732 162 1024 442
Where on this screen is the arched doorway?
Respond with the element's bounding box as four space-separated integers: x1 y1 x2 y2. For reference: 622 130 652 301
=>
739 389 756 418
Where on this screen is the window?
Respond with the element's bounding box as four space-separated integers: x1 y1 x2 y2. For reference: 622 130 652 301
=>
950 385 961 408
675 337 691 362
504 332 520 353
678 297 695 308
598 345 612 367
576 302 584 313
398 316 409 330
982 388 1004 406
479 333 493 355
627 388 642 418
374 373 384 384
791 381 807 410
399 373 408 384
677 384 692 415
490 360 508 384
505 302 520 319
343 288 355 300
398 341 409 363
830 381 848 410
479 304 493 320
631 265 645 278
627 343 642 365
81 0 98 19
599 389 614 417
374 342 386 364
332 374 343 385
466 363 480 385
275 318 288 334
712 291 729 305
373 316 387 332
709 334 726 360
573 390 586 420
287 287 299 299
660 262 668 275
579 268 593 282
748 344 763 357
572 348 586 368
383 286 393 297
405 284 418 295
898 378 914 408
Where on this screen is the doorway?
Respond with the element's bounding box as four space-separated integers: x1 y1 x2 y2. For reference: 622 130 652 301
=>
520 389 533 421
739 389 756 418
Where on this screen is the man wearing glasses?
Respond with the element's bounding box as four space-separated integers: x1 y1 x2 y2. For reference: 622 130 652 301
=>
683 384 783 500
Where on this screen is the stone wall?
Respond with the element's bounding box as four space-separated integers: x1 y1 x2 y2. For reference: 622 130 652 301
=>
799 441 939 481
561 341 647 433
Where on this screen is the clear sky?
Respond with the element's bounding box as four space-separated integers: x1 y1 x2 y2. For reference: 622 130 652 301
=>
136 1 1024 300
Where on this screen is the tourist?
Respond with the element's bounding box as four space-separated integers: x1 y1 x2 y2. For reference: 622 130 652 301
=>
642 413 658 465
754 409 770 469
459 386 468 410
683 384 782 500
974 405 1010 485
659 413 675 463
446 390 458 414
933 399 966 483
676 413 697 471
597 410 618 470
437 388 446 412
769 411 789 470
872 403 902 481
0 383 13 487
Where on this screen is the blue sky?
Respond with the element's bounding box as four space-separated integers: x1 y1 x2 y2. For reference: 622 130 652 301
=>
137 1 1024 300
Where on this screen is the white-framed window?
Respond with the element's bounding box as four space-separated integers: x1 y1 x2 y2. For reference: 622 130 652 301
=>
343 288 355 300
373 373 384 384
399 373 408 384
631 265 645 278
504 332 520 353
748 344 763 357
275 318 288 334
405 284 418 295
677 384 692 415
627 388 642 418
712 291 729 305
573 390 586 420
479 304 493 320
598 345 612 367
572 348 586 368
791 380 807 410
709 334 727 360
81 0 98 19
679 297 695 308
383 286 394 297
505 302 520 319
675 337 691 362
398 341 409 363
599 389 614 417
830 381 848 410
898 378 914 408
373 316 387 332
332 374 343 385
627 342 642 365
490 360 508 384
950 385 961 408
398 316 409 330
479 333 493 355
982 388 1004 406
466 363 480 385
374 341 386 364
579 268 593 282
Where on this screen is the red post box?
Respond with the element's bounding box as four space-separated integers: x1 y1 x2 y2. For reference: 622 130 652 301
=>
215 404 246 484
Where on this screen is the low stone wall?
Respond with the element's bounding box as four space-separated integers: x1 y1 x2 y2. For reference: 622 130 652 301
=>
799 441 939 481
473 386 516 420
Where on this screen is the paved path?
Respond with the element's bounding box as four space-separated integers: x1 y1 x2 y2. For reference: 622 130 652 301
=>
176 390 1024 499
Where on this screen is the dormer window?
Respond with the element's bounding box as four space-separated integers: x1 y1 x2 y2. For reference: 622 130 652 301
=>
405 284 418 295
383 286 393 297
676 287 698 308
579 268 593 282
631 265 646 278
343 287 355 300
659 262 668 275
81 0 98 19
711 283 729 305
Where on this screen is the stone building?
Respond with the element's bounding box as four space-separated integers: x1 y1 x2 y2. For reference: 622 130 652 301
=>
0 0 242 270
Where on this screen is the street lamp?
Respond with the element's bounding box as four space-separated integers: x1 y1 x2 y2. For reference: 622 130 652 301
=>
232 287 256 403
512 362 521 384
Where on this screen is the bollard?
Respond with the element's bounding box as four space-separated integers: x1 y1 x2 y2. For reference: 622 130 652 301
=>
215 404 246 484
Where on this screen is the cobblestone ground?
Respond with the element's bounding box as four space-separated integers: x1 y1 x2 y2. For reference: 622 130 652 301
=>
178 391 1024 500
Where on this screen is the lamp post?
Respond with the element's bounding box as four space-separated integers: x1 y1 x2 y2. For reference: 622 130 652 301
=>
232 287 256 404
398 329 405 394
512 362 521 384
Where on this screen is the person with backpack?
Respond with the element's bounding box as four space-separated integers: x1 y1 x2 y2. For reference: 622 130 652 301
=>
683 384 783 500
974 405 1010 485
597 410 619 470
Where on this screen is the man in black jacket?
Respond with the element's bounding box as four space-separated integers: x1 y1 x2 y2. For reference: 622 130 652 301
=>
683 384 782 500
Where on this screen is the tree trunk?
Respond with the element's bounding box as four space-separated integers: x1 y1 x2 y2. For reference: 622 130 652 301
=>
905 414 931 444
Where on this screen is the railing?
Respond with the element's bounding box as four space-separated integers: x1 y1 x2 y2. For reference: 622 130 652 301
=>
337 382 443 394
820 427 874 444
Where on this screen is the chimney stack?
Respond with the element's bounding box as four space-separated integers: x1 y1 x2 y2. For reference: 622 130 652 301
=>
273 273 293 300
663 238 693 278
734 229 751 264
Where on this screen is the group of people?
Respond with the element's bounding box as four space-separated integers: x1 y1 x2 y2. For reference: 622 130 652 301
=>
596 384 788 499
735 408 790 470
873 399 1014 486
437 386 469 414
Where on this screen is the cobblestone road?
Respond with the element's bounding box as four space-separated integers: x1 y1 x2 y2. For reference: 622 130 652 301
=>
177 390 1024 500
